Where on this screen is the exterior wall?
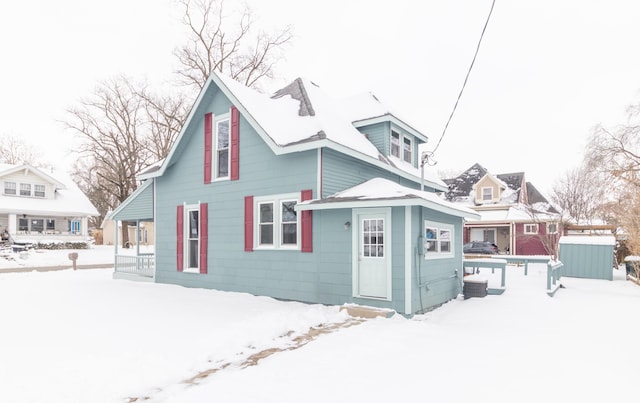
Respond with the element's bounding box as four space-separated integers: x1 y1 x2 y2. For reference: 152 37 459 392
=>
113 182 154 221
1 170 55 200
411 207 464 313
356 122 389 155
559 241 614 280
514 222 554 255
321 148 419 198
154 86 321 302
474 176 501 204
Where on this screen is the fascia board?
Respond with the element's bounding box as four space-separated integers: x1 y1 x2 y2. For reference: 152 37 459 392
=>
297 197 480 219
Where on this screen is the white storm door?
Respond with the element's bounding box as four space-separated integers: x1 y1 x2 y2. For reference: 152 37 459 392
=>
355 210 391 299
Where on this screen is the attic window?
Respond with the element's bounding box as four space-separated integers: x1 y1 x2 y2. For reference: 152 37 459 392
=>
20 183 31 196
403 136 412 163
391 131 400 158
3 181 16 195
34 184 45 198
481 187 493 201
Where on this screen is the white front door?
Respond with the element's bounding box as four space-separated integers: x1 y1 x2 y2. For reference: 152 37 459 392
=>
354 209 391 299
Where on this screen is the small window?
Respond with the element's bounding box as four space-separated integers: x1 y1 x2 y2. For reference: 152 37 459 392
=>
482 187 493 201
215 117 230 179
390 131 400 158
281 200 298 245
186 208 200 270
255 193 300 250
34 184 45 198
4 182 16 195
403 136 412 163
259 202 274 246
424 221 454 258
524 224 539 234
47 219 55 231
547 223 558 234
20 183 31 196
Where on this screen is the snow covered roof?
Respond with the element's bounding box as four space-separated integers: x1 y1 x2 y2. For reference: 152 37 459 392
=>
0 164 98 216
467 205 557 223
297 178 480 219
442 162 558 214
559 235 616 246
143 71 446 190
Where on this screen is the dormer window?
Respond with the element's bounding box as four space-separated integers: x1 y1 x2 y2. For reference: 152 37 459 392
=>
403 136 413 164
391 131 400 158
20 183 31 196
481 187 493 201
390 130 414 165
4 181 16 195
34 184 45 198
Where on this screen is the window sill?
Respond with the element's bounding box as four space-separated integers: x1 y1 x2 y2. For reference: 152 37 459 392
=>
182 268 201 274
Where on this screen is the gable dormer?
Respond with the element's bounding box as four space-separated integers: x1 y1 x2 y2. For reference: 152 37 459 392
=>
473 173 506 204
0 164 65 200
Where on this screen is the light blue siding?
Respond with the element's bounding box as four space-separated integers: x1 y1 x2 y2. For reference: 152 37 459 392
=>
321 148 419 198
559 242 614 280
356 122 389 154
409 207 465 313
111 181 154 221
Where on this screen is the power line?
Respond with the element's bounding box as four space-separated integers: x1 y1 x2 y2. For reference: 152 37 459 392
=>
430 0 497 155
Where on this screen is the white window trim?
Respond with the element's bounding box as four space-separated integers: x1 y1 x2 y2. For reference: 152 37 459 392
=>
254 193 300 250
423 220 455 260
481 186 493 201
183 203 200 273
402 135 413 164
3 181 16 195
390 129 415 166
390 130 400 158
547 222 558 234
524 223 539 234
34 184 46 198
212 112 231 181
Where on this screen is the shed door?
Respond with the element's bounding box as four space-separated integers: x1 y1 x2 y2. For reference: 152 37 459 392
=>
356 212 389 299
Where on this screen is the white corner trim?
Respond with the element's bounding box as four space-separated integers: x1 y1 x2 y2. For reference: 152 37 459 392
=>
404 205 412 314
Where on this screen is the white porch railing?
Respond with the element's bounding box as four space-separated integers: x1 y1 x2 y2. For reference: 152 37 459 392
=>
115 254 155 278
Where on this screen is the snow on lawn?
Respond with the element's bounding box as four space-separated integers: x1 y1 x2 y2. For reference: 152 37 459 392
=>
0 245 146 269
1 262 639 402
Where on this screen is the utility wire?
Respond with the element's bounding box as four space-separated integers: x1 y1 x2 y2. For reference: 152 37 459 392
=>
429 0 497 156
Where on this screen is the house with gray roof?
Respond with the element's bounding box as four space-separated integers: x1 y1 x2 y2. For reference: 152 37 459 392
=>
443 163 561 256
109 71 479 315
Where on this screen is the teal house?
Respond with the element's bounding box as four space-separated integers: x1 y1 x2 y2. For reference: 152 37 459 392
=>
109 72 478 314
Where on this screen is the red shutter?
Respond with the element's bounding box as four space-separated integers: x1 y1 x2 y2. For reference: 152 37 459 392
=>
301 190 313 253
244 196 253 251
204 113 213 184
199 203 208 274
230 106 240 181
176 205 184 271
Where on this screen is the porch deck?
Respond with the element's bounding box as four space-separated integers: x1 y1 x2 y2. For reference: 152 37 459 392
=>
113 254 155 281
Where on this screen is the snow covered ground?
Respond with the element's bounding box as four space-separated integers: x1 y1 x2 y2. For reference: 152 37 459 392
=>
0 245 146 270
0 254 638 402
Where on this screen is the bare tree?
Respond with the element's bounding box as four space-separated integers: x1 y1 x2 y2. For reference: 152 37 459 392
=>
586 102 640 189
551 163 608 224
65 76 150 247
174 0 293 90
0 135 43 166
586 100 640 275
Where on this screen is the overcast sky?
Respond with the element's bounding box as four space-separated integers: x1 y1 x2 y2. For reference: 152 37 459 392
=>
1 0 639 194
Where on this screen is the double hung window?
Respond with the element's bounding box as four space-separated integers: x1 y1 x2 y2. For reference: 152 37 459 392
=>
186 206 200 271
424 221 454 259
20 183 31 196
255 193 300 249
215 116 230 179
4 181 16 195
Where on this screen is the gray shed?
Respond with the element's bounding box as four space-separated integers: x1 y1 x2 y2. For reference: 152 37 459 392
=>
558 236 615 280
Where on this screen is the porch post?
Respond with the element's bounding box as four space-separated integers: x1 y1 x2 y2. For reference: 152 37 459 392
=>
8 214 17 235
81 217 88 236
136 220 141 271
114 219 119 272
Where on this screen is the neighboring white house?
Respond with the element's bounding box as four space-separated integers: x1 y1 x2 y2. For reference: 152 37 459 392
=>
0 163 98 243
